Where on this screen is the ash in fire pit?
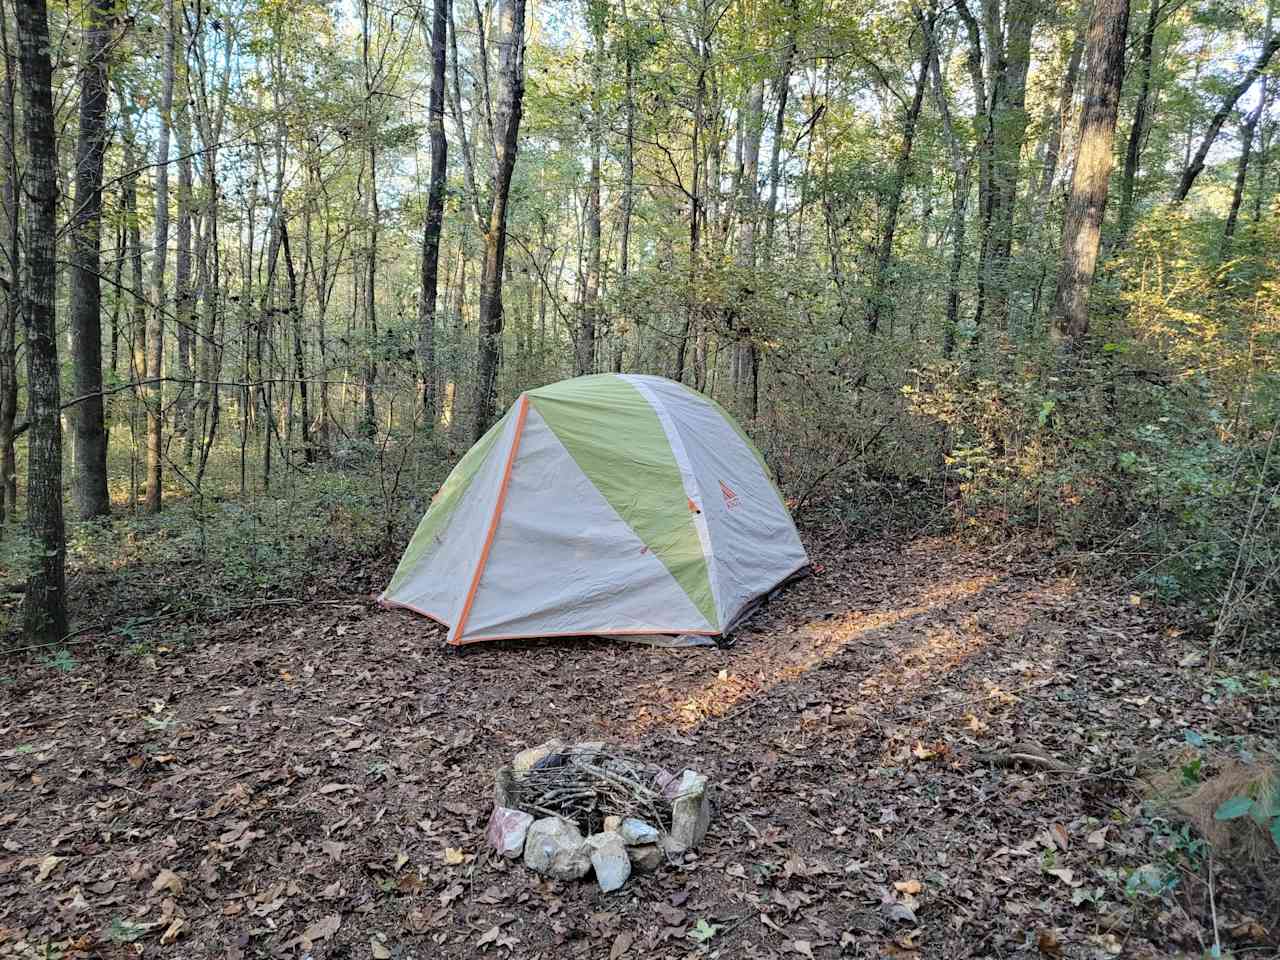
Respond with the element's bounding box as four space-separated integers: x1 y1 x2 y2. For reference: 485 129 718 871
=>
485 739 711 892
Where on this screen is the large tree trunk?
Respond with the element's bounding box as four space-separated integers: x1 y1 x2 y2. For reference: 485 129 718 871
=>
1174 34 1280 203
1051 0 1130 346
146 0 177 513
865 17 932 335
13 0 67 643
471 0 528 440
1115 0 1162 243
68 0 112 520
418 0 450 418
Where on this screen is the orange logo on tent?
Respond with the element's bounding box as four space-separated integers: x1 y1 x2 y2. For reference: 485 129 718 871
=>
719 480 741 511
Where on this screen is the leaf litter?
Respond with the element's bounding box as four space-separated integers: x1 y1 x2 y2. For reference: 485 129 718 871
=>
0 533 1276 957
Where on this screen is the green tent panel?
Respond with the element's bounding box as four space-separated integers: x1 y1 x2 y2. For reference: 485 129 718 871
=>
380 374 809 645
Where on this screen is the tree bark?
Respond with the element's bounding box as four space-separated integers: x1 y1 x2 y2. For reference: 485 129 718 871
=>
1222 103 1262 248
13 0 68 642
471 0 528 440
1115 0 1162 243
0 8 20 524
1174 34 1280 203
1051 0 1130 346
68 0 112 520
1036 5 1086 205
577 0 604 377
146 0 177 513
418 0 450 417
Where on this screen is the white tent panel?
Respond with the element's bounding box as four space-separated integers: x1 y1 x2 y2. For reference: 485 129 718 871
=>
626 375 809 628
383 411 517 627
457 406 716 641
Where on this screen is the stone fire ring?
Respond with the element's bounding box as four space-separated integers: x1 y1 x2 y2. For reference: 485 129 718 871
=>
484 739 712 893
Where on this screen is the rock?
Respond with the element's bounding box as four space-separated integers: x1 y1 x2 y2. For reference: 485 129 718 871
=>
486 807 533 860
667 770 710 851
603 815 622 833
494 767 517 808
523 818 590 880
618 818 659 845
628 843 663 873
573 740 607 756
586 832 631 892
513 739 566 779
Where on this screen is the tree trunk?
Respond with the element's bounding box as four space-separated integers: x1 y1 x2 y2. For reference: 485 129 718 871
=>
615 0 636 373
146 0 177 513
1051 0 1130 346
0 8 20 524
1115 0 1162 243
419 0 450 418
1222 103 1262 249
1174 34 1280 203
360 0 379 437
13 0 67 642
174 111 194 465
866 16 932 335
1036 5 1086 204
68 0 112 520
471 0 528 440
577 0 604 377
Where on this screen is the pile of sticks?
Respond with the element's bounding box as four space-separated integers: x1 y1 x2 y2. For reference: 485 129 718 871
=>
507 749 673 837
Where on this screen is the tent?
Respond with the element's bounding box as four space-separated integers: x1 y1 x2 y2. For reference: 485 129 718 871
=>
380 374 809 645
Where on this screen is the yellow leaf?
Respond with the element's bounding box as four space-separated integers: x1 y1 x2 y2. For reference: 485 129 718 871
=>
444 847 465 865
894 879 922 895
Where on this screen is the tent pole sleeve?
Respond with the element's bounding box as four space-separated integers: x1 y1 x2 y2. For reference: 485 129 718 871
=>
450 394 530 644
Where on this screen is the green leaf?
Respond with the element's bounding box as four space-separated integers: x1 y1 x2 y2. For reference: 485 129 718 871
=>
1213 796 1253 821
687 919 721 943
1183 729 1205 747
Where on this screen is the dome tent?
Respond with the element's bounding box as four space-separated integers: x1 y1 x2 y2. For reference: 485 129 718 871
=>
381 374 809 645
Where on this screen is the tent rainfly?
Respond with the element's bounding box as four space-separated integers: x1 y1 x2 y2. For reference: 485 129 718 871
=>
381 374 809 645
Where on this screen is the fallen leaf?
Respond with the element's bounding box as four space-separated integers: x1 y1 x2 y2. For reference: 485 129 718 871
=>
882 901 917 924
609 932 633 959
1086 826 1108 849
152 868 184 897
301 914 341 946
160 918 185 945
371 937 391 959
33 855 63 883
893 879 922 895
1049 823 1069 851
1037 928 1062 957
477 925 500 947
443 847 465 865
792 940 815 959
321 840 345 862
1045 867 1080 887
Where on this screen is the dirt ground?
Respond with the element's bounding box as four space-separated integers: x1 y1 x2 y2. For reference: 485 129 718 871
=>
1 531 1276 959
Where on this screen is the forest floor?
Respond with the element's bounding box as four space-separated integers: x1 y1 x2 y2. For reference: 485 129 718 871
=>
1 529 1277 959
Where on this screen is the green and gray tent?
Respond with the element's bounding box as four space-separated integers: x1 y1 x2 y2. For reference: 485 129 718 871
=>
381 374 809 645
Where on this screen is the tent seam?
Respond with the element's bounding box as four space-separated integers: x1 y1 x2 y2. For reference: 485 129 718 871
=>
450 394 530 644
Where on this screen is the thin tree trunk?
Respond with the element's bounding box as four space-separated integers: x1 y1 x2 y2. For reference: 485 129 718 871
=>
0 6 20 524
1115 0 1162 243
471 0 528 440
146 0 177 513
577 0 604 377
1036 5 1086 204
615 0 636 373
68 0 112 520
13 0 67 642
1222 103 1262 248
866 16 932 335
1051 0 1130 346
1174 34 1280 203
418 0 450 418
175 110 194 465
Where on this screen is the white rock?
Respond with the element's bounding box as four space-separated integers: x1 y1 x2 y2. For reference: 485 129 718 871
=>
513 739 566 779
523 817 590 880
603 815 622 833
586 831 631 892
619 818 659 845
485 806 533 859
667 770 710 851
